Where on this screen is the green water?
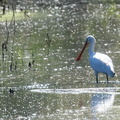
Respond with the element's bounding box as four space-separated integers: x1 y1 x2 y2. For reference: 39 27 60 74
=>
0 2 120 120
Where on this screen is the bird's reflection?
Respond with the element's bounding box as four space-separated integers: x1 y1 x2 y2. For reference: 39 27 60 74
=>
91 93 115 113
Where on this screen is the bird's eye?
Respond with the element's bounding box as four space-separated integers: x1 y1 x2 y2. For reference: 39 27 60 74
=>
86 38 89 43
86 38 88 42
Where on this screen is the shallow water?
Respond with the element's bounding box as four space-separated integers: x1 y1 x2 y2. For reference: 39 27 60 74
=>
0 1 120 120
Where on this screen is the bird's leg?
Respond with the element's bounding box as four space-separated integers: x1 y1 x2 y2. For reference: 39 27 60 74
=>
106 74 109 83
95 72 98 83
96 76 98 83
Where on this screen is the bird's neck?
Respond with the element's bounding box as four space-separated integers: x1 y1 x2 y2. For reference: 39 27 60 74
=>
88 42 95 56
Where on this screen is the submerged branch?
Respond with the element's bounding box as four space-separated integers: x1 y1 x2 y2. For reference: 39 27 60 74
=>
46 33 52 48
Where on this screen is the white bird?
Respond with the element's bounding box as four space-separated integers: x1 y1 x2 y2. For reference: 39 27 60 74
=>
76 35 115 83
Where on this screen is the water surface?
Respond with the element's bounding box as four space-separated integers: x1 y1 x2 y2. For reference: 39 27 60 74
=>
0 1 120 120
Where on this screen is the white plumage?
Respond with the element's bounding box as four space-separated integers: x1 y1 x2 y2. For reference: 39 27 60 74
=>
76 35 115 83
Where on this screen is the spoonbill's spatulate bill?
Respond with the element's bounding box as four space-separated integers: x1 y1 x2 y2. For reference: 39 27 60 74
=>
76 35 115 83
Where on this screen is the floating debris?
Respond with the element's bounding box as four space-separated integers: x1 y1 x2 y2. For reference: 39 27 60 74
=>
9 89 14 94
28 62 32 70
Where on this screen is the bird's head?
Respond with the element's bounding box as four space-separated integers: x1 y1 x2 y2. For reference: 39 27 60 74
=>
76 35 96 61
86 35 96 44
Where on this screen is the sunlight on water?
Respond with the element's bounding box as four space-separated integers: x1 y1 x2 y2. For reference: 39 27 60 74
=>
0 1 120 120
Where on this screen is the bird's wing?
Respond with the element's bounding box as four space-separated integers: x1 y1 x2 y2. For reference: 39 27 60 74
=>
89 52 114 74
94 52 112 65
